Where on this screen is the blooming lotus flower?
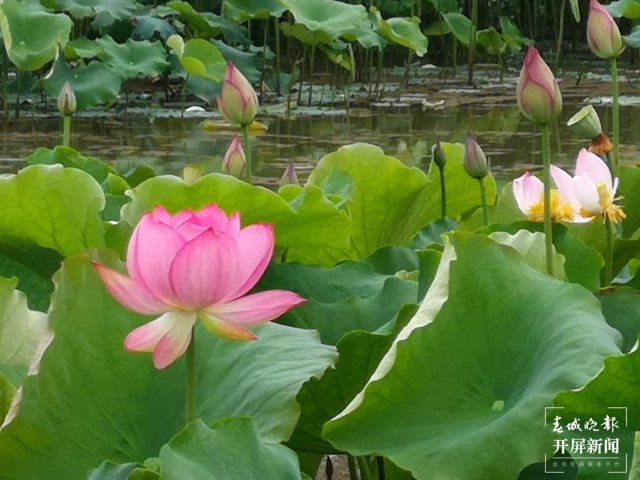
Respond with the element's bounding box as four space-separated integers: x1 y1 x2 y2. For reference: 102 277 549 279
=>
516 46 562 124
223 135 246 178
512 171 591 223
571 149 626 223
587 0 623 59
93 205 305 369
216 62 259 126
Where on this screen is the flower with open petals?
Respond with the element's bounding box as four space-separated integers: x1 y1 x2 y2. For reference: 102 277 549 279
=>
571 149 626 223
513 171 591 223
516 46 562 124
92 205 305 369
587 0 623 59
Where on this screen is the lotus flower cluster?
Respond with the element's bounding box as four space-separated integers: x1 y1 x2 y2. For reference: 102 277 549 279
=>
93 205 305 369
514 149 625 224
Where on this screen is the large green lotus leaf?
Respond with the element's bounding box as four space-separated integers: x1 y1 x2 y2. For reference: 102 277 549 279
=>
43 56 122 110
0 164 105 257
0 251 54 312
26 146 117 185
477 27 506 56
307 143 442 260
0 371 16 425
223 0 287 22
599 287 640 353
167 1 225 37
376 16 428 56
96 36 169 81
121 175 351 267
442 11 472 46
280 0 367 39
212 39 260 84
324 234 621 480
0 256 335 479
0 0 72 71
279 22 334 46
64 36 103 59
0 276 47 387
289 307 417 454
499 16 532 54
608 0 640 19
180 38 226 82
53 0 138 20
132 14 176 41
619 165 640 238
258 253 418 344
160 418 301 479
428 142 497 220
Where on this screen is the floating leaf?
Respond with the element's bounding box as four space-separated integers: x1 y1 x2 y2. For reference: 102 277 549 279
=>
324 234 621 479
0 0 72 71
96 35 169 81
160 418 301 479
0 255 335 478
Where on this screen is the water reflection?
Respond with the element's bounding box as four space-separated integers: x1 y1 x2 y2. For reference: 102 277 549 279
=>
0 103 635 184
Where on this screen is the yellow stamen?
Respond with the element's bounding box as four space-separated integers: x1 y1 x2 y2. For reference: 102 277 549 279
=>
527 190 576 222
596 183 626 224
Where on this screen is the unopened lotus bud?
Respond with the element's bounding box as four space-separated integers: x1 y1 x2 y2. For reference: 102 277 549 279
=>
57 82 76 116
216 62 259 126
223 135 246 178
464 133 489 180
432 140 446 169
567 105 603 140
587 0 623 59
279 163 299 187
516 46 562 124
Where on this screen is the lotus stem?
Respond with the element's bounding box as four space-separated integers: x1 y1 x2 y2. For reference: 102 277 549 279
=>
376 456 386 480
356 456 373 480
275 16 281 95
554 0 567 69
185 328 196 425
605 218 614 285
439 164 447 219
467 0 478 86
242 124 252 183
541 122 554 276
347 455 359 480
479 177 488 226
62 115 71 147
308 40 316 106
610 56 620 176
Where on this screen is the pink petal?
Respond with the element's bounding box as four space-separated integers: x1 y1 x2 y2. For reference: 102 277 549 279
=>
512 172 542 215
169 229 240 308
551 165 581 211
198 311 257 341
92 263 168 314
573 175 602 214
152 312 196 369
222 224 274 301
124 312 175 352
127 213 186 305
206 290 305 325
193 204 240 235
575 149 612 191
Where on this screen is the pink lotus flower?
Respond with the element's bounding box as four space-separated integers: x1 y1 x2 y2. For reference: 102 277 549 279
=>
516 46 562 124
512 171 591 223
587 0 623 59
223 135 246 178
216 62 259 126
571 149 626 223
93 205 305 369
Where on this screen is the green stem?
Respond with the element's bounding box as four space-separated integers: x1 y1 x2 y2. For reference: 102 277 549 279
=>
242 124 252 183
376 456 386 480
439 165 447 219
275 16 281 95
185 328 196 425
479 177 489 227
610 56 620 176
356 456 373 480
605 218 614 285
62 115 71 147
541 122 554 276
347 455 359 480
554 0 566 68
467 0 478 86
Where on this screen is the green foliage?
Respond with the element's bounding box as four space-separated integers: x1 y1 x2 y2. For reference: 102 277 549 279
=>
168 35 226 82
223 0 287 22
96 36 169 80
281 0 368 41
53 0 138 20
376 15 428 56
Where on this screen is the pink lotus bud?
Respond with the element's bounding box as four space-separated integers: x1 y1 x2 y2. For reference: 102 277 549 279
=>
516 46 562 124
279 162 299 187
223 135 246 178
216 62 259 126
464 133 489 179
587 0 623 59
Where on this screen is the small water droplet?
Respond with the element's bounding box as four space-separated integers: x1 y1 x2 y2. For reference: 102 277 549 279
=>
492 400 505 412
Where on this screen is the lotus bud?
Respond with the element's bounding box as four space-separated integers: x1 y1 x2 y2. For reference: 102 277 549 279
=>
57 82 76 116
216 62 259 127
516 46 562 124
432 139 446 169
464 133 489 180
587 0 623 59
223 135 246 178
279 162 299 187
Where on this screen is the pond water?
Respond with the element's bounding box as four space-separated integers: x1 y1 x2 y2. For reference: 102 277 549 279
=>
0 97 637 186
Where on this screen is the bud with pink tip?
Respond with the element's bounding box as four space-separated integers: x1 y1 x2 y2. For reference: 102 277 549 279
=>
587 0 623 59
223 135 246 178
216 62 259 126
279 163 299 187
516 46 562 124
